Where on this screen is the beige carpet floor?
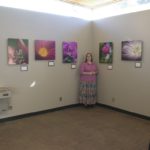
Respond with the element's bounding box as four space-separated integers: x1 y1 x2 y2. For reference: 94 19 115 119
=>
0 106 150 150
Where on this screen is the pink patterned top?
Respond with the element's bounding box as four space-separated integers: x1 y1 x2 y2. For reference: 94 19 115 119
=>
80 62 98 82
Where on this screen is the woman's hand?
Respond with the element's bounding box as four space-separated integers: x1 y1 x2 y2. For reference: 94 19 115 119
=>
91 72 96 75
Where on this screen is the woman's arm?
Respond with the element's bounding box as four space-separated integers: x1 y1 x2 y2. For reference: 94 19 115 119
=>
91 71 98 75
80 63 98 75
80 63 93 75
81 71 93 75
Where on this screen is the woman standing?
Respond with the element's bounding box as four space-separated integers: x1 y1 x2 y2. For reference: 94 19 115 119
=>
79 52 98 107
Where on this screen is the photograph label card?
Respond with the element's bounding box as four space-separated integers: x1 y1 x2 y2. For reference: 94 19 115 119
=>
48 61 55 66
20 65 28 71
135 62 142 68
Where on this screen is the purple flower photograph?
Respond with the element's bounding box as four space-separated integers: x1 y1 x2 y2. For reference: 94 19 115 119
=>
99 42 113 63
8 38 29 65
35 40 55 60
122 40 143 61
62 42 77 63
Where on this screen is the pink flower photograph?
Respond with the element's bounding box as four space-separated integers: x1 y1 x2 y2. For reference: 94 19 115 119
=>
99 42 113 63
62 42 77 63
8 38 29 65
35 40 55 60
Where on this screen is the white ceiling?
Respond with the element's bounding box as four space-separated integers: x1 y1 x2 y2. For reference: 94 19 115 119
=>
60 0 122 8
0 0 150 20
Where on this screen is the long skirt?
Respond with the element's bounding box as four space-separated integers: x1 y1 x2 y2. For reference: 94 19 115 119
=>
79 81 97 105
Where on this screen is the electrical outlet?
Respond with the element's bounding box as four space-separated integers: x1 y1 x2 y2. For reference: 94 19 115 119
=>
112 97 115 102
59 97 62 101
9 106 13 110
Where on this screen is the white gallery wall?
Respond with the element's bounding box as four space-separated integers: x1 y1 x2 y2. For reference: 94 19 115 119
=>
0 6 150 119
93 10 150 117
0 7 92 118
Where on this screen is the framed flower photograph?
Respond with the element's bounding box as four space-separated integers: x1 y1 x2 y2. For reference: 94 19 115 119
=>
121 40 143 61
62 42 77 63
8 38 29 65
99 42 113 64
35 40 55 60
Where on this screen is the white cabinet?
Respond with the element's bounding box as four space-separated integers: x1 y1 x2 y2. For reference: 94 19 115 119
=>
0 87 11 112
0 89 11 99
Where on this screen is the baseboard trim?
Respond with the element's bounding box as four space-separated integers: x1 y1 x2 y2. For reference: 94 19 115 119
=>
0 104 80 123
0 103 149 123
97 103 150 120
